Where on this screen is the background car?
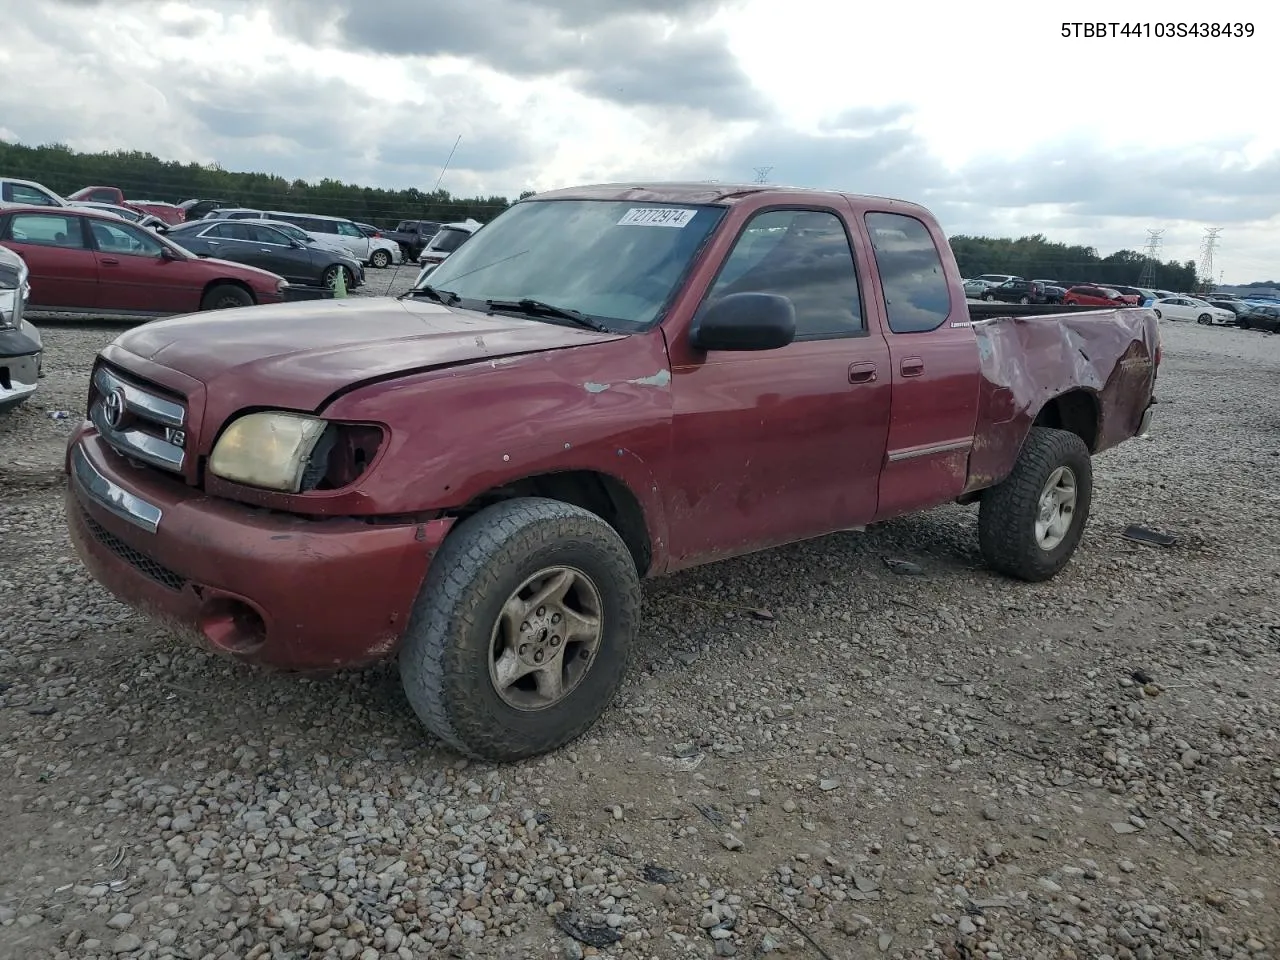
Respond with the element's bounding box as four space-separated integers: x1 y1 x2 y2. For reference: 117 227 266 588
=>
1150 297 1236 324
1063 285 1131 307
982 279 1049 304
414 218 481 282
1235 304 1280 332
0 242 41 413
69 201 170 232
0 205 287 315
165 218 364 290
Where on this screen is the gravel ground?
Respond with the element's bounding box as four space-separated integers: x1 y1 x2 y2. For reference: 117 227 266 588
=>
2 307 1279 960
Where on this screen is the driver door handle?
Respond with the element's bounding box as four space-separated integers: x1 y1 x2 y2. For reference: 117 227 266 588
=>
848 361 877 383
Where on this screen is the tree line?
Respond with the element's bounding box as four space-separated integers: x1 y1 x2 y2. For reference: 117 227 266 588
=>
0 141 513 227
0 141 1213 287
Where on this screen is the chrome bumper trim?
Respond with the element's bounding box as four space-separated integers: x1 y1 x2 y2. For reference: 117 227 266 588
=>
1136 402 1155 438
70 442 163 534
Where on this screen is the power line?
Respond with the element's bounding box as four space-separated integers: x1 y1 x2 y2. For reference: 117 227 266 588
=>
752 165 773 184
1198 227 1222 291
1137 229 1164 288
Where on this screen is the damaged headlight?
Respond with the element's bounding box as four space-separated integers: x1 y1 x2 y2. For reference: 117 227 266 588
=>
209 411 384 493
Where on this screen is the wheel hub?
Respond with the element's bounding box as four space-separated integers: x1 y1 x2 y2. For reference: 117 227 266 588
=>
489 566 602 711
1034 465 1078 551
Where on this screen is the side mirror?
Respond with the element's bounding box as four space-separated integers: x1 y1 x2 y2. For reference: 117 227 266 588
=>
289 239 304 249
690 292 796 352
159 246 177 260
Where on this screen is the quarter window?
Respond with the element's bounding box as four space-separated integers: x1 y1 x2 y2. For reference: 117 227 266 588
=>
336 221 362 237
865 212 952 334
703 208 864 340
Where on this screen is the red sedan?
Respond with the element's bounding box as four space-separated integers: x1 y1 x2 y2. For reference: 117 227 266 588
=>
0 205 287 316
1063 285 1135 307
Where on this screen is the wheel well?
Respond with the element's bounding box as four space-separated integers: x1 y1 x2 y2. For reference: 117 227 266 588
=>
1034 390 1099 451
203 278 255 304
458 471 652 575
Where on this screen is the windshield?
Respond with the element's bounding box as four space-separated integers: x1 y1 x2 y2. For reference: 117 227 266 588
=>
420 199 726 330
270 223 310 242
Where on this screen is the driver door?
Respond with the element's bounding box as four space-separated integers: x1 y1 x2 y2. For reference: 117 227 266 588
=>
664 205 892 570
87 219 190 313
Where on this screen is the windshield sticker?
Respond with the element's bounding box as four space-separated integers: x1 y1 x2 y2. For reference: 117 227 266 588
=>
617 207 696 228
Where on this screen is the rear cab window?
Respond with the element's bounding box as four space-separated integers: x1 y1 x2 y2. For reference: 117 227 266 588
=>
864 211 953 333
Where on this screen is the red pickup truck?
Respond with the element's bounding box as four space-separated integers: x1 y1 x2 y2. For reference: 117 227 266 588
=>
64 183 1159 762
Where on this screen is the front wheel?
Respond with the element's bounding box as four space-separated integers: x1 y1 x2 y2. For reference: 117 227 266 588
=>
323 265 354 290
1197 313 1212 325
1018 296 1030 305
370 249 392 269
399 498 641 762
200 283 254 311
982 293 995 301
977 427 1093 582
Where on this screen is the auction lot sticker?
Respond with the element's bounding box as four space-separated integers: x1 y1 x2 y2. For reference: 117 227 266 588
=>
618 207 697 227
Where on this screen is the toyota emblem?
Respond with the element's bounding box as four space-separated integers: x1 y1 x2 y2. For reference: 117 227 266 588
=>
102 387 126 430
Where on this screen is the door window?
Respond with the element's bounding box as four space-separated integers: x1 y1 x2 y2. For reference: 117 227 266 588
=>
248 224 291 245
205 222 253 241
7 213 86 247
89 220 167 257
336 221 363 238
864 212 952 333
4 182 61 206
702 208 865 340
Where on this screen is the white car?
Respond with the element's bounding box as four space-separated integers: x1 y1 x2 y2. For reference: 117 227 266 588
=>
1151 297 1235 325
0 244 42 413
414 219 482 284
367 236 403 269
0 177 67 209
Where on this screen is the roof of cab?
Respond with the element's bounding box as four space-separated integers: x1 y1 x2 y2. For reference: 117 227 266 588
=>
522 181 936 218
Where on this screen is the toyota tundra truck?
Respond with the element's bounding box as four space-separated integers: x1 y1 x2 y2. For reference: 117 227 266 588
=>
64 182 1159 762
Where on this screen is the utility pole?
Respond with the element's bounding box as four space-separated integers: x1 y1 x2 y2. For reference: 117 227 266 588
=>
1137 229 1164 288
752 166 774 184
1198 227 1222 293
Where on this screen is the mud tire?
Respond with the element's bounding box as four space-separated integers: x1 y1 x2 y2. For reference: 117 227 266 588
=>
978 427 1093 582
398 497 641 761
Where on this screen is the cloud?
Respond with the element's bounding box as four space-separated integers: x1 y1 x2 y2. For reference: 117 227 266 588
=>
258 0 765 118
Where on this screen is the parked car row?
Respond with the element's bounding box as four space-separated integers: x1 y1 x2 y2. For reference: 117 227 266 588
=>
199 208 403 268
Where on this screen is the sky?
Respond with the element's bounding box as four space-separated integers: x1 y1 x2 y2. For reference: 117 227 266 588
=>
1 0 1276 282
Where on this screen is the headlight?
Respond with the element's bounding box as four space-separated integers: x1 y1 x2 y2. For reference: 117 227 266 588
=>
209 411 384 493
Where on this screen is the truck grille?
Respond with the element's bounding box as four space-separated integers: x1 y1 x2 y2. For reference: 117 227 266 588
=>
90 365 188 477
79 508 187 591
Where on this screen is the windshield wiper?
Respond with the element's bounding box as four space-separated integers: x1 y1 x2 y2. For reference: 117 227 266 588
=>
485 298 609 332
404 284 459 304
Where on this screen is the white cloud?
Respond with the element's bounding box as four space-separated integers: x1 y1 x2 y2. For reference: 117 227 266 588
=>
3 0 1276 280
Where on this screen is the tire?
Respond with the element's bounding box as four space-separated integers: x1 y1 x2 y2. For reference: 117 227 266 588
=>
323 265 354 290
370 248 392 269
200 283 254 311
399 497 642 762
1018 296 1030 305
977 427 1093 583
982 293 994 301
1153 309 1162 320
1196 313 1212 325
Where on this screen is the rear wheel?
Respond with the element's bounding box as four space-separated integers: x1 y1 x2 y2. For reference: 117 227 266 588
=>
978 427 1093 582
982 292 995 301
370 248 392 269
1018 296 1030 304
399 498 641 762
200 284 253 311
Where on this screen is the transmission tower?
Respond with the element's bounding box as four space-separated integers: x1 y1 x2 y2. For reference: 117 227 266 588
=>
1198 228 1222 291
1137 229 1164 288
752 165 774 184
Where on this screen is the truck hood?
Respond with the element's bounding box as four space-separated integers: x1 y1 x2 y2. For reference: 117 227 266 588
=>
110 295 627 412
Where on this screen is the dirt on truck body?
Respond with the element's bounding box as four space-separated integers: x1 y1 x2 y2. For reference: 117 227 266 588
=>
63 181 1160 762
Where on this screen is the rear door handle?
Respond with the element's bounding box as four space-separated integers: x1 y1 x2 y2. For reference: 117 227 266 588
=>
100 257 119 265
848 361 878 383
900 357 925 377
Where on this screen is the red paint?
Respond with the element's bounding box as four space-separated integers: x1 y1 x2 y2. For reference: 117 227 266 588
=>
65 183 1158 671
68 186 187 225
0 205 284 315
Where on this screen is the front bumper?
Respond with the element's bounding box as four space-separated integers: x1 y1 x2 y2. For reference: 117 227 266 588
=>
0 318 42 413
65 429 455 670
